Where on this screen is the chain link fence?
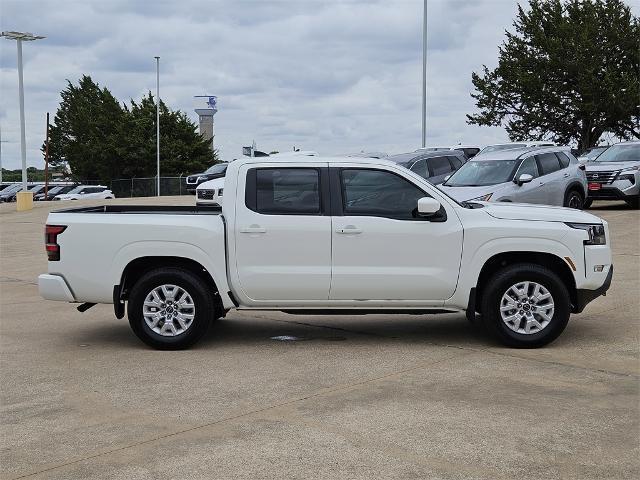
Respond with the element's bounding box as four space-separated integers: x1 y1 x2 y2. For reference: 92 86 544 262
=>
109 176 191 198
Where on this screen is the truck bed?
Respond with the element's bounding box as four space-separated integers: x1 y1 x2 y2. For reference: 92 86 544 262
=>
52 205 222 215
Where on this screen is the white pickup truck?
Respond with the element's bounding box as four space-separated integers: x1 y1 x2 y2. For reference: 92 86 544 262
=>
39 155 613 350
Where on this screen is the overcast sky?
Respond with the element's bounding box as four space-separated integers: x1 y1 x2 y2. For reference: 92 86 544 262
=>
2 0 628 170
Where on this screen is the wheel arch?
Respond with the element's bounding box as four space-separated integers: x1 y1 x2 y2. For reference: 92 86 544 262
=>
473 251 577 314
116 256 225 317
564 181 586 199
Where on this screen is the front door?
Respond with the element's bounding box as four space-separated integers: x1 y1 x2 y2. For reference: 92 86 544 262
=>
511 156 543 204
234 164 331 301
330 167 464 301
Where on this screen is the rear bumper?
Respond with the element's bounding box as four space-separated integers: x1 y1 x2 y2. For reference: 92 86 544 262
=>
573 265 613 313
38 274 76 302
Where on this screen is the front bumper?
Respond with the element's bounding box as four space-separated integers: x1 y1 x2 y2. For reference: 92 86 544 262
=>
38 274 76 302
573 265 613 313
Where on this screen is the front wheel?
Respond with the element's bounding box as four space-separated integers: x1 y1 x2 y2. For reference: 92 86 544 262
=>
480 263 570 348
128 267 217 349
582 198 593 209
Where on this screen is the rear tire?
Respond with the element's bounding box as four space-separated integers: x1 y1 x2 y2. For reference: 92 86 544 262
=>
128 267 217 350
563 189 584 209
480 263 571 348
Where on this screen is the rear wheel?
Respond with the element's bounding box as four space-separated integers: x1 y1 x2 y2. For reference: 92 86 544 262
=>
128 267 217 349
564 189 584 209
480 263 570 348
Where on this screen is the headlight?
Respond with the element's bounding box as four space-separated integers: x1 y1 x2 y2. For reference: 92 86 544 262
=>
197 176 206 183
565 223 606 245
468 193 493 202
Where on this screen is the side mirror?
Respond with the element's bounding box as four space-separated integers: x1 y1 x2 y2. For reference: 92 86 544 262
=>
417 197 441 216
515 173 533 186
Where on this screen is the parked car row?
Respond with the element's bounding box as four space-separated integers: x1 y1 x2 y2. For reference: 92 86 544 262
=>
0 183 115 202
190 140 637 211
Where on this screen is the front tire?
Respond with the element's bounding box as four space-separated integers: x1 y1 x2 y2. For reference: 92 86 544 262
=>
128 267 216 349
480 263 570 348
582 198 593 209
564 189 584 209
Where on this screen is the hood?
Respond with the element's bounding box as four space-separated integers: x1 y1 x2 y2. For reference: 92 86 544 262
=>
482 202 603 223
585 161 640 172
438 184 501 202
197 177 225 190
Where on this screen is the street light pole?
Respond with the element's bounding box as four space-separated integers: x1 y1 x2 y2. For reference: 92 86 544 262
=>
1 31 45 209
17 38 28 190
421 0 428 148
155 56 160 197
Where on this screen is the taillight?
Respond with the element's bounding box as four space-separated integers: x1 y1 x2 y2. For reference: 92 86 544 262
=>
45 225 66 261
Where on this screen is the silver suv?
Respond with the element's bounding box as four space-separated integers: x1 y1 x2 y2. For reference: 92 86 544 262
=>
584 141 639 209
438 146 587 208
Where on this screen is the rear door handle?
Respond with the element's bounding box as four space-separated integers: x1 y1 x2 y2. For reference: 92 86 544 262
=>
240 225 266 234
336 225 362 234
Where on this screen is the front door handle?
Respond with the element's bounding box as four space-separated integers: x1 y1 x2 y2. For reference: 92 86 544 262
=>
336 225 362 234
563 173 570 178
240 225 266 234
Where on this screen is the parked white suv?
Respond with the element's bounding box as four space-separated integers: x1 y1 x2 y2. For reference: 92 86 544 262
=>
54 185 115 201
196 177 224 207
584 141 640 209
39 155 612 350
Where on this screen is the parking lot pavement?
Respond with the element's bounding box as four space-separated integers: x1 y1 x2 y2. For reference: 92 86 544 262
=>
1 198 638 479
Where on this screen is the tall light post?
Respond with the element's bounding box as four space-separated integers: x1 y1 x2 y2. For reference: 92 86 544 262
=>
155 56 160 197
421 0 428 148
1 31 45 209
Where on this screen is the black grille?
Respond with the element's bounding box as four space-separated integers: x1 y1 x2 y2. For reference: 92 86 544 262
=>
197 189 215 200
586 170 620 184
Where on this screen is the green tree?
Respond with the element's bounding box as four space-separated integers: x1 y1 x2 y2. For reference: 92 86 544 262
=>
46 77 218 183
467 0 639 149
45 75 126 182
122 93 216 178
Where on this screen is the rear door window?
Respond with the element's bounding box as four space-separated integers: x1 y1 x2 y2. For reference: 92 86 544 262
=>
247 168 321 215
556 152 571 168
536 153 561 175
428 156 453 177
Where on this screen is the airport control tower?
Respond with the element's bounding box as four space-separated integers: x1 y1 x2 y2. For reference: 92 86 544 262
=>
194 96 218 151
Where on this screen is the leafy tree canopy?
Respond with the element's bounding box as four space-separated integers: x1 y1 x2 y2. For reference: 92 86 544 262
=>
45 75 217 182
467 0 639 149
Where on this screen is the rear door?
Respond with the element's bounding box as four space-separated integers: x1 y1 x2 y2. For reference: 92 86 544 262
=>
234 164 332 301
330 166 463 301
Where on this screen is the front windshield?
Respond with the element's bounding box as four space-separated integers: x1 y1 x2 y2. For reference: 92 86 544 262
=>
444 160 518 186
66 186 85 194
594 144 640 162
480 144 526 154
204 164 228 174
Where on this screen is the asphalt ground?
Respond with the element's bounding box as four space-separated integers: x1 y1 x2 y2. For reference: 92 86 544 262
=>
1 197 638 479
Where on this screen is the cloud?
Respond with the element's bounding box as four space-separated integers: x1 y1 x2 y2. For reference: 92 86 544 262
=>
1 0 524 170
